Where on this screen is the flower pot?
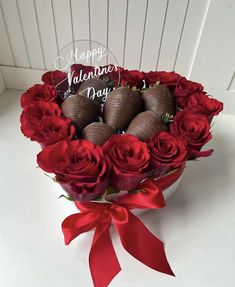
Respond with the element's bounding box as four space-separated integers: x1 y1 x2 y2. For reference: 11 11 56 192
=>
132 173 183 216
67 173 183 216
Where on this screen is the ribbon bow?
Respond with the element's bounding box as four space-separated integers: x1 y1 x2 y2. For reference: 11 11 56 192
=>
62 170 182 287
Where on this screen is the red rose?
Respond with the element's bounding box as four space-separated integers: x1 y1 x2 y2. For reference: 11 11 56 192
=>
37 140 110 201
175 77 203 97
20 84 57 109
30 116 75 147
157 71 181 86
103 134 150 190
20 101 62 138
184 92 223 117
71 64 95 79
120 69 144 89
70 64 96 93
144 71 180 87
100 64 123 86
170 111 213 158
148 131 187 175
174 77 204 108
41 70 67 86
143 71 160 86
41 70 68 100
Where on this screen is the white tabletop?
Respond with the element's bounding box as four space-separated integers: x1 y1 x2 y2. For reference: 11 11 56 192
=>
0 89 235 287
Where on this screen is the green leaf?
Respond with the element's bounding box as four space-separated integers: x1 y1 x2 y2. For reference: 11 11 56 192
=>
92 195 104 201
58 194 75 201
161 113 174 124
44 173 57 182
128 188 143 194
106 186 120 196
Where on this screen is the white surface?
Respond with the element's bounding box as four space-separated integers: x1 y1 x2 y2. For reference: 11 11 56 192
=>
0 89 235 287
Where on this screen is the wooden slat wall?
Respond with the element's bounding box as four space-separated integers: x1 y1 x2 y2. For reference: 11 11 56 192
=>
0 0 29 67
34 0 58 70
0 68 5 94
156 0 189 71
0 0 235 93
190 0 235 90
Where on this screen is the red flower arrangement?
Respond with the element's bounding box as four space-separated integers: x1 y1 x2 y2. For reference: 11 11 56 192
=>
20 84 57 108
37 140 110 201
20 64 223 287
148 131 188 172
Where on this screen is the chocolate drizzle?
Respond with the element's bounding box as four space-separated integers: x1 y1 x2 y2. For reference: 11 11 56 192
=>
142 85 176 116
104 87 143 129
60 75 175 143
126 110 166 141
82 122 116 145
61 94 101 131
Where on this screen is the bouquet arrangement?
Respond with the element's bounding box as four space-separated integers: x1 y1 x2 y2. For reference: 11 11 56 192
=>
20 64 223 287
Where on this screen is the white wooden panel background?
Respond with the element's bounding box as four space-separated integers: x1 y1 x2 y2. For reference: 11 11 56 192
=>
0 68 5 94
0 0 234 110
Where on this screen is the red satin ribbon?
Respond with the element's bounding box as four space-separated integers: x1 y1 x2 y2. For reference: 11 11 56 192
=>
62 169 183 287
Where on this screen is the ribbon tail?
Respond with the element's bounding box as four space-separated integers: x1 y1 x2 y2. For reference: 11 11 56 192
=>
191 148 214 158
113 210 174 276
89 221 121 287
62 211 101 245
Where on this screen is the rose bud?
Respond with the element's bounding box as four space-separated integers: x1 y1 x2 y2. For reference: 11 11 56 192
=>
174 77 204 108
37 140 111 201
30 116 75 147
170 111 213 158
20 84 57 109
20 101 62 138
184 92 223 122
148 131 187 176
41 70 67 86
143 71 180 87
120 69 144 89
103 134 150 190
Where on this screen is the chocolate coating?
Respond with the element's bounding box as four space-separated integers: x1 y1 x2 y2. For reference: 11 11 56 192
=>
82 122 116 145
126 110 166 141
142 85 176 116
61 94 101 131
104 87 143 130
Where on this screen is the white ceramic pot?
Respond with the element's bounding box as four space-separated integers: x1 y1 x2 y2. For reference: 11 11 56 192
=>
132 173 183 216
161 173 183 200
67 174 183 216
